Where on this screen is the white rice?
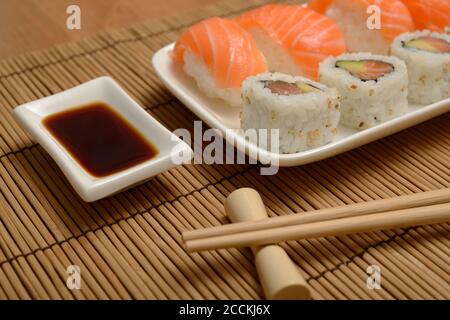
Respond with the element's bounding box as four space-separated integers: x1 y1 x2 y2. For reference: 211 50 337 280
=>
183 51 242 107
391 30 450 105
319 53 408 130
240 72 340 154
325 0 389 54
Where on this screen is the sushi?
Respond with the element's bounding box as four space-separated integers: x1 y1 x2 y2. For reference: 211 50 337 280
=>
319 53 408 130
240 73 340 154
391 30 450 105
399 0 450 32
235 4 346 80
308 0 414 54
173 17 267 107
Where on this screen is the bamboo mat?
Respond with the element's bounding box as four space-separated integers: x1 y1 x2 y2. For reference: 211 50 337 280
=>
0 0 449 300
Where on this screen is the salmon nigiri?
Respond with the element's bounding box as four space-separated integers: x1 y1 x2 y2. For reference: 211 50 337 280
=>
399 0 450 32
235 4 346 80
309 0 415 54
173 17 267 106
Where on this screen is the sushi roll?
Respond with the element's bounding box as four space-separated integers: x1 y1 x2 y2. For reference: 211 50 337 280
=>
391 30 450 105
399 0 450 33
309 0 414 55
240 73 340 154
319 53 408 130
235 4 346 80
173 17 267 107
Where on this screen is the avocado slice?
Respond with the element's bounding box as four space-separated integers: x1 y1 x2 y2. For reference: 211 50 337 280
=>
296 82 321 93
335 60 365 74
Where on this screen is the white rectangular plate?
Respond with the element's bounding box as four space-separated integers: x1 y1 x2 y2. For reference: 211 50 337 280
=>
153 43 450 167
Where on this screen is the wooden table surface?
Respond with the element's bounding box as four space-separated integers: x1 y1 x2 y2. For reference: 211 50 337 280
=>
0 0 219 60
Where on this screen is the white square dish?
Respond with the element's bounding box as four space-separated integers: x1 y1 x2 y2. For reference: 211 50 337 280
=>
152 43 450 167
13 76 193 202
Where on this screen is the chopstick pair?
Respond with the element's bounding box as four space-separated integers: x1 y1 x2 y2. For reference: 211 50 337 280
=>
183 188 450 252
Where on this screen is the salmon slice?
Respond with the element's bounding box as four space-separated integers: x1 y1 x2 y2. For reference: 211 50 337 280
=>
173 17 267 88
309 0 415 43
236 4 346 80
399 0 450 32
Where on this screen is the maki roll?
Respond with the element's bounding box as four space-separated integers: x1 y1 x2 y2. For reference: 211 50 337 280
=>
319 53 408 130
240 73 340 154
173 17 267 107
391 30 450 105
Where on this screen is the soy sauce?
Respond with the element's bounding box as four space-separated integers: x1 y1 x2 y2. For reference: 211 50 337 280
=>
43 102 158 178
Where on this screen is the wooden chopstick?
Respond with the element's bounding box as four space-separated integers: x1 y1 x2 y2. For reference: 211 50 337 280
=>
183 188 450 242
185 202 450 252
